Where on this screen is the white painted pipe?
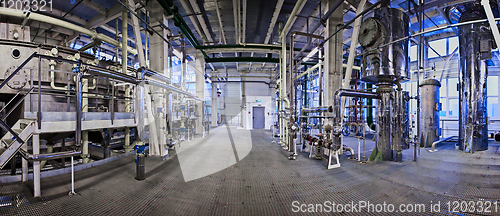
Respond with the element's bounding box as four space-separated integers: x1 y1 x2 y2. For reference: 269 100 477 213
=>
0 8 137 55
340 0 367 128
482 0 500 53
71 156 75 194
294 63 361 81
279 0 305 38
429 136 457 152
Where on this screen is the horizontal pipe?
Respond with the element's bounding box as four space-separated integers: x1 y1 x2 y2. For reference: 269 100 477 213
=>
85 68 138 84
20 150 82 161
0 8 137 54
299 115 333 119
429 136 457 152
137 67 171 83
144 80 202 101
302 106 333 113
205 57 280 63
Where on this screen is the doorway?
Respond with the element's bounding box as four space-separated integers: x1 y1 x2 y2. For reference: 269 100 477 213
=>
252 107 265 129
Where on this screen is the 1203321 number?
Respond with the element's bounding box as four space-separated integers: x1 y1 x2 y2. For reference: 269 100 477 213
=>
1 0 52 12
446 200 498 213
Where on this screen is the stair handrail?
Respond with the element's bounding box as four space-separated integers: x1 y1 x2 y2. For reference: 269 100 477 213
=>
1 86 35 122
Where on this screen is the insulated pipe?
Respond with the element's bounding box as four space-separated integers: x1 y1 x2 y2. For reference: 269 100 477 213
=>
20 151 82 161
302 106 333 113
280 0 305 39
429 136 457 152
145 80 202 101
295 62 322 80
0 8 137 54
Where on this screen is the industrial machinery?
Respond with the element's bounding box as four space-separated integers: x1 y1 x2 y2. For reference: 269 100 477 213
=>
449 2 496 152
419 79 441 147
0 20 206 195
332 4 411 162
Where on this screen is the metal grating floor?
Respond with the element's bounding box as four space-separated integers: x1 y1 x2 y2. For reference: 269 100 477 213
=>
0 128 499 215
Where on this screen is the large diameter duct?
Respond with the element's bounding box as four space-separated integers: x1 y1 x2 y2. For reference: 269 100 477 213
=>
451 3 494 152
419 79 441 147
359 8 410 84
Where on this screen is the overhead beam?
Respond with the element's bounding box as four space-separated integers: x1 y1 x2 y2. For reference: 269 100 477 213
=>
205 57 280 63
179 0 207 43
242 0 247 43
81 0 106 15
264 0 285 44
189 0 213 42
86 3 124 29
214 0 227 44
282 0 307 36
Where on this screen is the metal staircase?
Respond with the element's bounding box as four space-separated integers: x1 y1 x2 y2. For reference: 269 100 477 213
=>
0 119 35 169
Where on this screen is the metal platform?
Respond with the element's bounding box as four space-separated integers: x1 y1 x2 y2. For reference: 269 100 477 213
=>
0 128 499 215
24 112 137 133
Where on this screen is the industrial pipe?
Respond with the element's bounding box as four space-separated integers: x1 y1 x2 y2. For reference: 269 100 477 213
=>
0 8 136 54
20 151 82 161
429 136 457 152
481 0 500 52
302 106 333 113
280 0 305 39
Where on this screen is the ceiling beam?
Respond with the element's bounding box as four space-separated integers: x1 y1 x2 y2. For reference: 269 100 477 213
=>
86 3 124 29
282 0 307 36
188 0 213 42
264 0 284 44
81 0 106 15
214 0 227 44
242 0 247 43
233 0 240 44
179 0 207 43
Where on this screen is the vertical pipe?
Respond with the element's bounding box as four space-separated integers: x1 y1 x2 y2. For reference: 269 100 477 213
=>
33 133 40 197
181 35 186 90
415 0 424 161
123 7 131 152
82 75 89 164
21 138 27 182
318 48 323 134
76 73 83 157
289 33 294 154
70 156 75 194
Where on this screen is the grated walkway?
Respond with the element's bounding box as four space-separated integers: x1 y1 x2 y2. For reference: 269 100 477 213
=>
0 126 499 215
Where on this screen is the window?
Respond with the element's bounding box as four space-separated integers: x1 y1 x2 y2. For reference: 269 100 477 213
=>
440 80 447 98
440 100 447 117
488 97 499 117
449 99 459 116
428 39 447 58
488 76 498 95
448 78 459 97
448 37 459 54
410 45 417 62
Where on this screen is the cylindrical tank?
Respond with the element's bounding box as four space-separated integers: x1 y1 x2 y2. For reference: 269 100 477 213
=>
376 86 394 161
419 79 441 147
359 7 409 84
452 3 491 151
360 6 410 161
393 90 410 151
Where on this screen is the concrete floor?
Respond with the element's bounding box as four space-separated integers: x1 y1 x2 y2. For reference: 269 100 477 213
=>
0 126 499 215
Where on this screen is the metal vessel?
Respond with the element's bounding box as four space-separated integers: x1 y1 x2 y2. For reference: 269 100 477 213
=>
450 2 493 152
356 6 411 161
419 79 441 147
